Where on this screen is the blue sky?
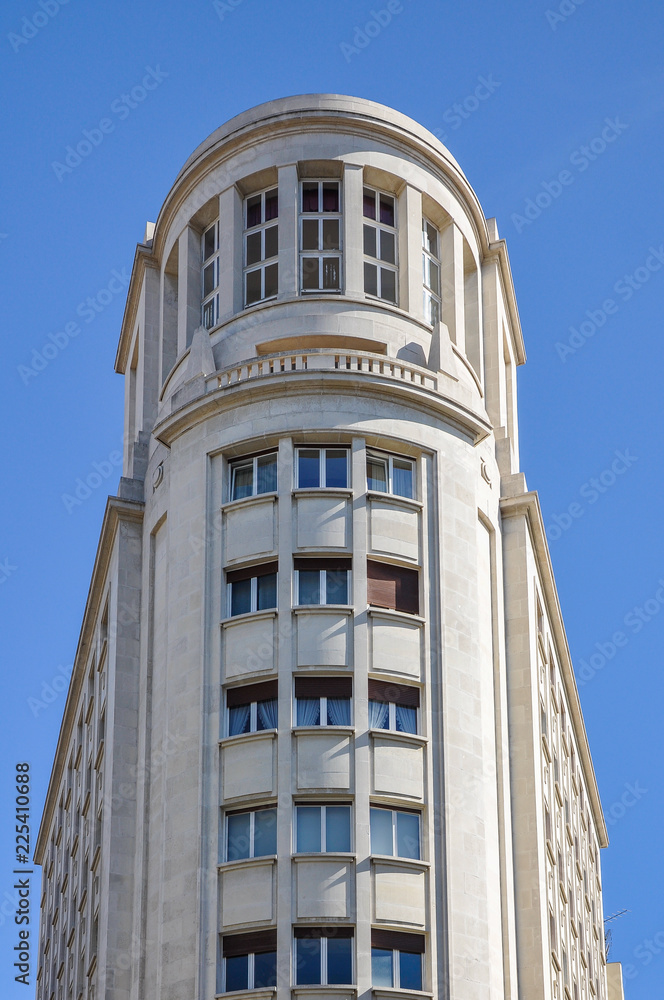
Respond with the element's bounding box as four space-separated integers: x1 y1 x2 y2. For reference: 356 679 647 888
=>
1 0 662 994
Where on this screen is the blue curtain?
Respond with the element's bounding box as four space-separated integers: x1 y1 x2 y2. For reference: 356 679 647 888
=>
229 704 251 736
369 700 389 729
297 698 321 726
257 698 277 730
395 704 417 734
327 697 351 726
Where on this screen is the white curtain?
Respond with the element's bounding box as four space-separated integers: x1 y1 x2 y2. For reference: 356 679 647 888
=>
229 704 251 736
257 698 278 730
368 700 389 729
297 698 320 726
327 697 351 726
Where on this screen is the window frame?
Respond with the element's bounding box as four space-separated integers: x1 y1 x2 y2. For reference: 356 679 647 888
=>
224 805 278 862
226 563 278 618
201 220 220 330
295 446 350 489
243 187 279 308
366 449 415 499
294 802 353 854
228 452 278 502
293 927 354 987
225 680 278 737
294 676 353 728
221 930 278 993
363 186 398 304
294 559 351 607
299 179 343 294
370 805 421 860
367 679 420 735
422 217 441 326
367 560 420 616
370 930 425 992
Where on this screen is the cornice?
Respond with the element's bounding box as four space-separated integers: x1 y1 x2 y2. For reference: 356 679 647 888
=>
115 244 159 374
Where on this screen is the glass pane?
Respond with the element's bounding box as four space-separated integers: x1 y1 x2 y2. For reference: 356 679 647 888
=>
245 268 262 305
230 578 252 616
254 808 277 856
203 261 216 297
246 231 262 266
228 704 251 736
295 937 321 985
246 194 262 228
297 806 322 852
380 268 396 303
326 697 350 726
423 220 437 254
368 700 389 730
322 258 340 290
370 807 394 855
363 187 376 219
429 259 440 296
296 697 321 726
325 449 348 487
395 704 417 734
396 811 420 859
256 454 277 494
322 182 339 212
203 225 216 261
379 194 395 226
264 188 278 221
367 455 388 492
231 460 253 500
322 218 340 250
326 806 351 852
363 224 377 258
264 224 278 259
325 570 348 605
302 219 319 251
364 262 377 297
379 231 395 264
302 257 320 290
399 950 422 991
203 298 216 330
327 936 352 984
302 183 319 213
371 948 393 987
254 950 277 988
298 449 320 487
298 570 321 605
392 458 413 498
264 263 278 298
256 698 278 730
225 954 248 992
257 572 277 611
226 812 250 861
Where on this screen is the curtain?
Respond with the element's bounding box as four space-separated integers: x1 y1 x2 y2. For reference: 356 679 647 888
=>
395 704 417 734
369 700 389 729
229 704 251 736
392 459 413 498
297 698 321 726
327 697 351 726
257 698 277 730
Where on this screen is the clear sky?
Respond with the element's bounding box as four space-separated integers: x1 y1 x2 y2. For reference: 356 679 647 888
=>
1 0 662 995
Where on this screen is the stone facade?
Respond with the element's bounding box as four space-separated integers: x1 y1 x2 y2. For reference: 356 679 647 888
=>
34 95 624 1000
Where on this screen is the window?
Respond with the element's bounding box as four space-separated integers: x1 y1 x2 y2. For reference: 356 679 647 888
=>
226 680 278 736
226 562 277 617
371 930 424 991
295 804 351 853
222 930 277 992
363 186 397 302
244 188 278 306
367 560 419 615
295 558 351 606
370 806 420 860
229 452 277 501
296 447 348 488
294 927 353 986
368 679 419 734
225 806 277 862
300 180 342 292
366 450 414 499
202 220 220 329
294 676 352 727
422 218 441 325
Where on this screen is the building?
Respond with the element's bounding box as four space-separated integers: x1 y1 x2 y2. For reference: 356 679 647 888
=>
35 94 626 1000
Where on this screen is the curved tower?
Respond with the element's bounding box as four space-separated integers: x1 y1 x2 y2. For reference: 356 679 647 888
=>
35 96 621 1000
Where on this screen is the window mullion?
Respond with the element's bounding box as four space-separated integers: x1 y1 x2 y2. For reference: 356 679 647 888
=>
320 570 327 604
321 806 326 852
320 448 325 487
321 696 327 726
322 936 328 985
